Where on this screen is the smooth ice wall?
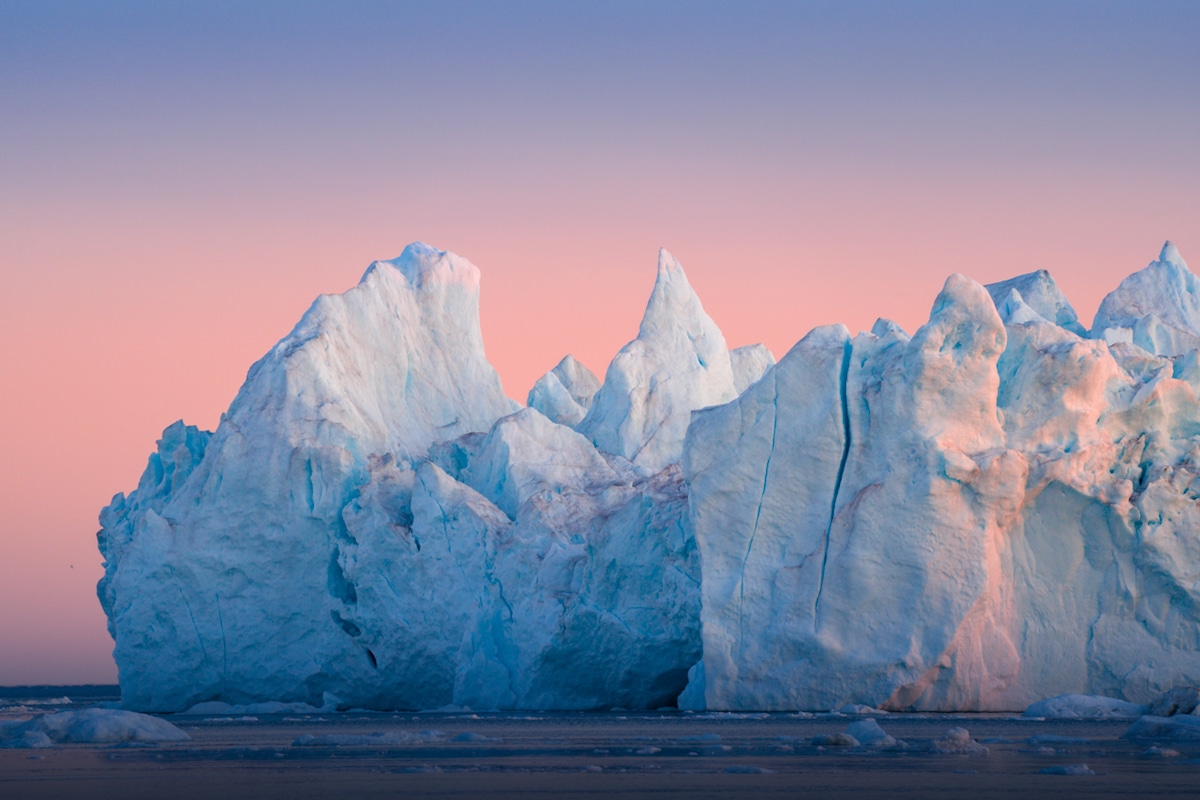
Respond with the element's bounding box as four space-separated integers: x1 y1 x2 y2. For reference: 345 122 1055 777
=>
2 1 1199 683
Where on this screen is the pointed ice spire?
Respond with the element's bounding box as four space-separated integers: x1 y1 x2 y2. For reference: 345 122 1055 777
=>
1092 241 1200 356
577 248 737 472
984 269 1085 335
1160 240 1186 269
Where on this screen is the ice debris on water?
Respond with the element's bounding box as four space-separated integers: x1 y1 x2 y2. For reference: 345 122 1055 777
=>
292 730 444 746
1122 715 1200 740
844 719 896 747
932 728 987 755
1024 695 1146 720
0 710 189 745
1038 764 1095 775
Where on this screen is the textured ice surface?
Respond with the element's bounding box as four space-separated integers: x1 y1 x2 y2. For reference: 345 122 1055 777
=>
101 241 1200 713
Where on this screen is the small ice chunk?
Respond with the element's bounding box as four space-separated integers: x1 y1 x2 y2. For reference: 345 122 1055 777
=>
22 710 190 744
932 727 988 755
1038 764 1095 775
0 731 54 749
293 730 444 746
845 719 895 747
1122 714 1200 740
1148 687 1200 717
1024 694 1146 719
1142 744 1182 758
1028 734 1093 745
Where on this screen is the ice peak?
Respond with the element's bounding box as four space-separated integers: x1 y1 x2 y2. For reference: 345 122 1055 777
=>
361 242 481 290
985 268 1085 335
657 247 684 276
1092 241 1200 355
578 249 736 471
1159 240 1187 270
640 248 705 339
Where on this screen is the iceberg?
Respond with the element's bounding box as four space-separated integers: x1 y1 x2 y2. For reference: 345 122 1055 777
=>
100 245 701 712
0 710 190 744
100 239 1200 713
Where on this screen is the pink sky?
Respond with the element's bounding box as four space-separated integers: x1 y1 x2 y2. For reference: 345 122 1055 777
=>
2 3 1199 684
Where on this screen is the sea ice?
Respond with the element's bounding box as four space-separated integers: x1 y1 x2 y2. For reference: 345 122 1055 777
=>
1023 695 1147 720
1 710 190 744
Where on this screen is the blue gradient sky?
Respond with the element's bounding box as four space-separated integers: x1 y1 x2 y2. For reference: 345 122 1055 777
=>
2 1 1199 683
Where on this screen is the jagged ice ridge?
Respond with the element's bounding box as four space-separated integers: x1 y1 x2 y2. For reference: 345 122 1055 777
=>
99 241 1200 712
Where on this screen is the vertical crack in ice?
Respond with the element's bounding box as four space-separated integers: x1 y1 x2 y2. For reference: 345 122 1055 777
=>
171 575 208 665
304 457 315 514
418 471 471 584
215 594 228 689
488 572 520 704
737 374 780 656
815 339 854 627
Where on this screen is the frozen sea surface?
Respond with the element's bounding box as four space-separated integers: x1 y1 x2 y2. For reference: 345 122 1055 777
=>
4 700 1200 799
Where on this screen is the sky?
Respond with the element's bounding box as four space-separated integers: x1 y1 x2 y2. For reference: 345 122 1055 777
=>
1 1 1198 685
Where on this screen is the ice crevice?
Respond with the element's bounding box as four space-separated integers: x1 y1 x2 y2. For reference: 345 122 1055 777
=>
814 338 854 627
737 373 779 655
216 595 228 688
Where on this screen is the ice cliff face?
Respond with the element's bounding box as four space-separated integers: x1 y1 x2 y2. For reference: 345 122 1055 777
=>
100 240 1200 712
684 246 1200 711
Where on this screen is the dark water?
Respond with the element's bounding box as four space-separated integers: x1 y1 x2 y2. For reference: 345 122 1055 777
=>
4 695 1200 798
0 685 119 702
